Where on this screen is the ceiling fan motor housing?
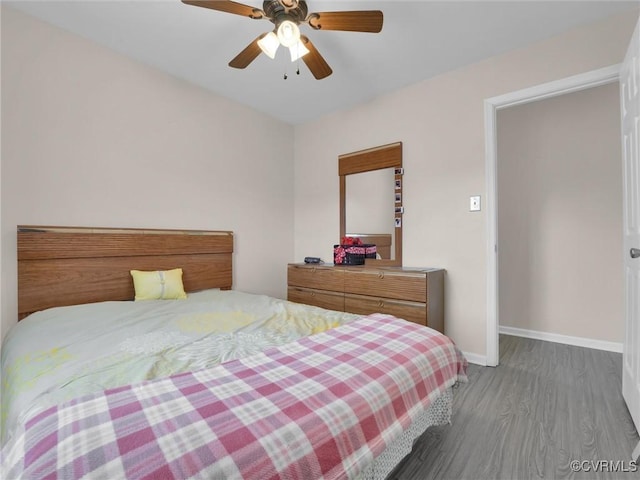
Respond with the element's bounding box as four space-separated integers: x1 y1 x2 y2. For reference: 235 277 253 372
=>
264 0 308 27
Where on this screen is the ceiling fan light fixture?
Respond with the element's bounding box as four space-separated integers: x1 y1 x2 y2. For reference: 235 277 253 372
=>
185 0 384 79
277 20 301 48
289 39 309 61
258 32 280 59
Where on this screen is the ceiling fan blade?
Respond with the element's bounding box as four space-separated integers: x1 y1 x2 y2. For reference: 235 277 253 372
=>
300 36 332 80
306 11 383 33
182 1 264 19
229 34 265 69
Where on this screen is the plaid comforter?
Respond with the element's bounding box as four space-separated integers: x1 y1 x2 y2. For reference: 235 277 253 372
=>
1 314 467 480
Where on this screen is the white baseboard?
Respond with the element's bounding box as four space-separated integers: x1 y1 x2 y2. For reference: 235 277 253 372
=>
461 351 487 366
499 325 623 353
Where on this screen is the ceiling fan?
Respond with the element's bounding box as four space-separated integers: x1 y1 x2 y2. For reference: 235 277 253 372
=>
182 0 383 79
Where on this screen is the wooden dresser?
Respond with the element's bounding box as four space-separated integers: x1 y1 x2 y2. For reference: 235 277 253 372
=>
287 263 444 333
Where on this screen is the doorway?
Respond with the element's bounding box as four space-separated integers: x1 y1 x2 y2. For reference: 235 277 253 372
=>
484 65 621 366
497 82 622 355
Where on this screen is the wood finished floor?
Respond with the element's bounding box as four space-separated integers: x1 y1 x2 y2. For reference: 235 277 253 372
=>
388 335 640 480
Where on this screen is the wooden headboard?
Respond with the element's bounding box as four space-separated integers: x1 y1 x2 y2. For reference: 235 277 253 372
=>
17 226 234 320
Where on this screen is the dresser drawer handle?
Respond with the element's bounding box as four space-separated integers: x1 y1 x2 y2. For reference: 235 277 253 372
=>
378 272 384 279
310 291 315 296
378 300 384 308
311 267 316 273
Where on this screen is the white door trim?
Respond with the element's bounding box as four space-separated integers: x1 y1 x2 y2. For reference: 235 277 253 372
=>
484 64 621 367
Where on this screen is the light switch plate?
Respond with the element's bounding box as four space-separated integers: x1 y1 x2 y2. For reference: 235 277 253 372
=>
470 195 481 212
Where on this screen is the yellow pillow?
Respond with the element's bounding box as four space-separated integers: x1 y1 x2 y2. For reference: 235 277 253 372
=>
130 268 187 301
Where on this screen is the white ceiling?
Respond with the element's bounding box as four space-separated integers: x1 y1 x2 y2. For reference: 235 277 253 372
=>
6 0 639 125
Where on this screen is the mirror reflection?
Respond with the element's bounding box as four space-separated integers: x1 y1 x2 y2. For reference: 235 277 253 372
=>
345 168 395 260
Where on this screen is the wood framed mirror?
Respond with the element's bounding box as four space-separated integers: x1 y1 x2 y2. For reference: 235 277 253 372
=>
339 142 402 266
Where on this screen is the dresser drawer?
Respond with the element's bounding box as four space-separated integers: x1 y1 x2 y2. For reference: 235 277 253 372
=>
288 287 345 312
343 269 426 302
286 264 443 333
344 294 427 326
288 264 344 292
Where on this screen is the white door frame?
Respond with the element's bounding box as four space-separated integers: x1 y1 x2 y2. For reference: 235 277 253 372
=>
484 64 621 367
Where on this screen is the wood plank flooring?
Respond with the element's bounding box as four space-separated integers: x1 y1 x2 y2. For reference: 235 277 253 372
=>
388 335 640 479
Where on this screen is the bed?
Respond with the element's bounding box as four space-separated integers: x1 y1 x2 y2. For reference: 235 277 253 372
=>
1 226 467 479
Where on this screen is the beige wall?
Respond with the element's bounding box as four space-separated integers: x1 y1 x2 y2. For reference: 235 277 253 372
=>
293 11 637 359
1 7 295 340
497 83 622 342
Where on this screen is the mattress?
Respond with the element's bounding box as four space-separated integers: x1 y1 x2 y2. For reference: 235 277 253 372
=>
1 289 467 478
